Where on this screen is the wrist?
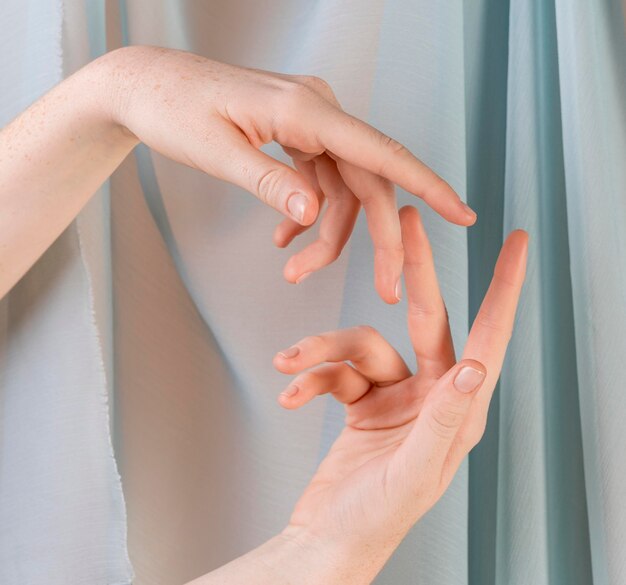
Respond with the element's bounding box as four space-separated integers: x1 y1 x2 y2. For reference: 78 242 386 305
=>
270 525 398 585
82 45 165 146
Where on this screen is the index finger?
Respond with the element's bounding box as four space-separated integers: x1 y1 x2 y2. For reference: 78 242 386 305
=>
436 230 528 488
315 107 476 226
462 229 529 409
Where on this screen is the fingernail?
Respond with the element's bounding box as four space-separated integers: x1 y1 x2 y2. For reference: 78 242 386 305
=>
278 346 300 359
280 385 299 398
395 279 402 301
453 365 485 393
287 192 308 223
461 202 477 220
296 271 312 284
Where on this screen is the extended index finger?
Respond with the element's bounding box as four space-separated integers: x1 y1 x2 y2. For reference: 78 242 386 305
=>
437 230 528 488
462 229 529 406
314 108 477 226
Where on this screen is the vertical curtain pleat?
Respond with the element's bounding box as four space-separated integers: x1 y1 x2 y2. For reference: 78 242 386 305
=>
495 0 593 583
463 3 510 584
555 1 626 583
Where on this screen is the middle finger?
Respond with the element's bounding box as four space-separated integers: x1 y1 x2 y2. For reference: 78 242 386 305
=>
336 158 404 304
399 205 456 377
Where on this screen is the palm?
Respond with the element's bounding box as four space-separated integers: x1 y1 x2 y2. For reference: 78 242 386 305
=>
290 368 441 538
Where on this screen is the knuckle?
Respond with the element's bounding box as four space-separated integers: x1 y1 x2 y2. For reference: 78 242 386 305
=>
282 79 316 103
457 422 486 450
299 370 321 389
353 324 380 342
468 425 487 449
380 133 405 153
318 239 342 263
305 334 328 352
428 402 464 439
301 75 334 94
474 310 511 338
255 167 285 207
407 300 440 319
373 241 404 254
377 135 408 176
350 325 382 362
290 74 339 105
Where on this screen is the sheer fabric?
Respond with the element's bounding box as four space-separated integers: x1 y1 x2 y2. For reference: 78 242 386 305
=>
0 1 624 584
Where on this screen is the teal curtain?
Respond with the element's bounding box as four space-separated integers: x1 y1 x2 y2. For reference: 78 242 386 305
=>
0 1 624 584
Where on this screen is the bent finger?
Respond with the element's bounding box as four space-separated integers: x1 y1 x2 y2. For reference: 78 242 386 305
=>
278 362 371 409
336 159 403 304
273 326 411 383
283 154 360 282
209 121 320 225
273 157 324 247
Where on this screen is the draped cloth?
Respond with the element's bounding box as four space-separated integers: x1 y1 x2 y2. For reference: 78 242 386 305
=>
0 1 624 584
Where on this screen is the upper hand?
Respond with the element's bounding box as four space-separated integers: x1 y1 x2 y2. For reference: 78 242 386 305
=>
272 207 528 582
102 45 476 303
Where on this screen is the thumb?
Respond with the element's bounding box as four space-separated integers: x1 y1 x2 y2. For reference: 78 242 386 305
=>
208 123 320 225
399 359 486 487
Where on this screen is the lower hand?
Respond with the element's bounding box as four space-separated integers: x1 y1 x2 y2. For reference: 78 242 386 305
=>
271 207 528 582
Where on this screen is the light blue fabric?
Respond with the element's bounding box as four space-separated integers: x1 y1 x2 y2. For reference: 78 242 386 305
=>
0 1 624 584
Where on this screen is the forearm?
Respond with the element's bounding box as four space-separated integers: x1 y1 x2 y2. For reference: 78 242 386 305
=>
0 50 139 299
185 534 329 585
185 528 398 585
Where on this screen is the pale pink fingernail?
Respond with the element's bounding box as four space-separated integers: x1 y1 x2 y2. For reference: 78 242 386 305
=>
453 365 486 393
395 279 402 301
280 385 299 398
278 346 300 359
296 271 312 284
287 192 308 223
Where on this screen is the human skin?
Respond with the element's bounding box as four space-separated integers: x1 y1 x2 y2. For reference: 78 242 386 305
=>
0 44 475 303
187 208 528 584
